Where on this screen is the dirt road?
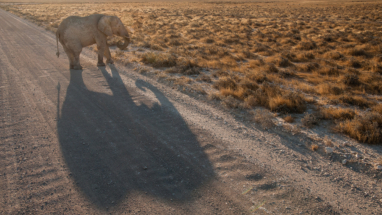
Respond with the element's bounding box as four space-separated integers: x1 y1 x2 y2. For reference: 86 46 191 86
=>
0 8 380 214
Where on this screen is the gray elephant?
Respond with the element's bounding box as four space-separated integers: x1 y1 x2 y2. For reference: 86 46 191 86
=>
56 14 131 70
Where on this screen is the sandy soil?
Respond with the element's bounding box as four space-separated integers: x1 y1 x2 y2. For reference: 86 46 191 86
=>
0 7 381 215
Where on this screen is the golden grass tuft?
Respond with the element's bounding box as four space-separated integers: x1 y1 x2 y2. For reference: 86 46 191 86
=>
320 107 356 120
311 144 319 151
335 113 382 144
283 115 295 123
141 52 177 68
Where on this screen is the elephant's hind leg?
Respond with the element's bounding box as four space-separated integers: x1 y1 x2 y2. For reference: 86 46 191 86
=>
72 51 83 70
62 45 76 69
68 42 83 70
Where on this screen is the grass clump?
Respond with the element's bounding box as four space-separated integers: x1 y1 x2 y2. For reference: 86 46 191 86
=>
320 107 356 120
252 109 274 129
283 115 295 123
301 113 321 128
311 144 319 151
141 52 177 68
335 113 382 144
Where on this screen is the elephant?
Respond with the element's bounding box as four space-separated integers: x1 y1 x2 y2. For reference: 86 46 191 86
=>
56 14 131 70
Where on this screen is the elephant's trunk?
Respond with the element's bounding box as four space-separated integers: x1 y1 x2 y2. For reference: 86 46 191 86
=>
117 36 130 50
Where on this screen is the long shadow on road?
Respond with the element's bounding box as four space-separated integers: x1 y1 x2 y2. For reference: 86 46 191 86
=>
57 65 214 209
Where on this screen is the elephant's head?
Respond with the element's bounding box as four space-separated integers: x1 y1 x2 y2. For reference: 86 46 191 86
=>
98 15 131 50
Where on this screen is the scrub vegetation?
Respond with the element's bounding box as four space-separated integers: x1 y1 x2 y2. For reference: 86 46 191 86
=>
2 1 382 144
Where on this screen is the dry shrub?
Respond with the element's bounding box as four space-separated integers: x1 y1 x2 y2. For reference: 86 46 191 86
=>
323 136 334 147
221 95 241 108
176 58 201 75
371 63 382 74
346 48 369 57
322 34 336 42
320 107 356 120
279 69 296 78
252 109 274 129
344 67 360 75
301 113 321 128
296 41 317 50
339 95 373 109
284 115 295 123
342 74 360 86
372 104 382 115
296 52 315 61
324 51 343 60
213 77 237 90
268 92 306 113
335 113 382 144
239 79 259 91
220 87 247 100
346 58 363 68
265 55 292 68
316 83 343 95
174 76 192 86
196 74 212 83
316 67 339 76
298 62 320 72
246 71 268 83
261 63 279 73
242 50 258 59
208 92 222 101
311 144 319 151
248 59 264 68
141 52 177 68
250 83 306 113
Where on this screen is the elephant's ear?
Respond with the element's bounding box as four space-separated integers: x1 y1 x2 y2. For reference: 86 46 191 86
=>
98 16 113 36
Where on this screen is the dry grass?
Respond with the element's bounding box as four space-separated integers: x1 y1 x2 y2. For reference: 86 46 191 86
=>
283 115 295 123
3 1 382 143
141 52 177 68
311 144 319 151
301 113 321 128
335 113 382 144
252 109 274 129
320 107 356 120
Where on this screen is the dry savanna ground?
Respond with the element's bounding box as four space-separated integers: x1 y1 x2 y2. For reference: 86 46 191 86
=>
2 1 382 146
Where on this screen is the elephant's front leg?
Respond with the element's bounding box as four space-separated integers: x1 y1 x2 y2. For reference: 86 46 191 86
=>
96 40 108 67
105 47 114 64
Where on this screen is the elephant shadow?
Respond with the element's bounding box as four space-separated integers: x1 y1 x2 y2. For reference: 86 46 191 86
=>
57 65 215 209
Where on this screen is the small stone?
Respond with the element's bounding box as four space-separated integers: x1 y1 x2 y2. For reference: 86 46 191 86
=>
143 166 148 170
342 159 347 165
355 154 362 159
325 147 333 154
376 165 382 170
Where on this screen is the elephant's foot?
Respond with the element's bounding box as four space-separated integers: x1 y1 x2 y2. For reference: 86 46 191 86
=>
106 59 114 64
73 65 83 70
97 62 106 67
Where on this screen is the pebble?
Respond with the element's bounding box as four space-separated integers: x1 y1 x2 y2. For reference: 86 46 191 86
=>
356 154 362 159
325 147 333 154
342 159 347 165
376 165 382 170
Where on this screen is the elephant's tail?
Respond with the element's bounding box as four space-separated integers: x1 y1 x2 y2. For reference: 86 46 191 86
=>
56 31 60 58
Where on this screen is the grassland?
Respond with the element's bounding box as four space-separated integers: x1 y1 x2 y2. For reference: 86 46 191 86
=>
2 1 382 144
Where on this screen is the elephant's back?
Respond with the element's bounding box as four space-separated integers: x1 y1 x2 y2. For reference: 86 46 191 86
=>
58 14 102 30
